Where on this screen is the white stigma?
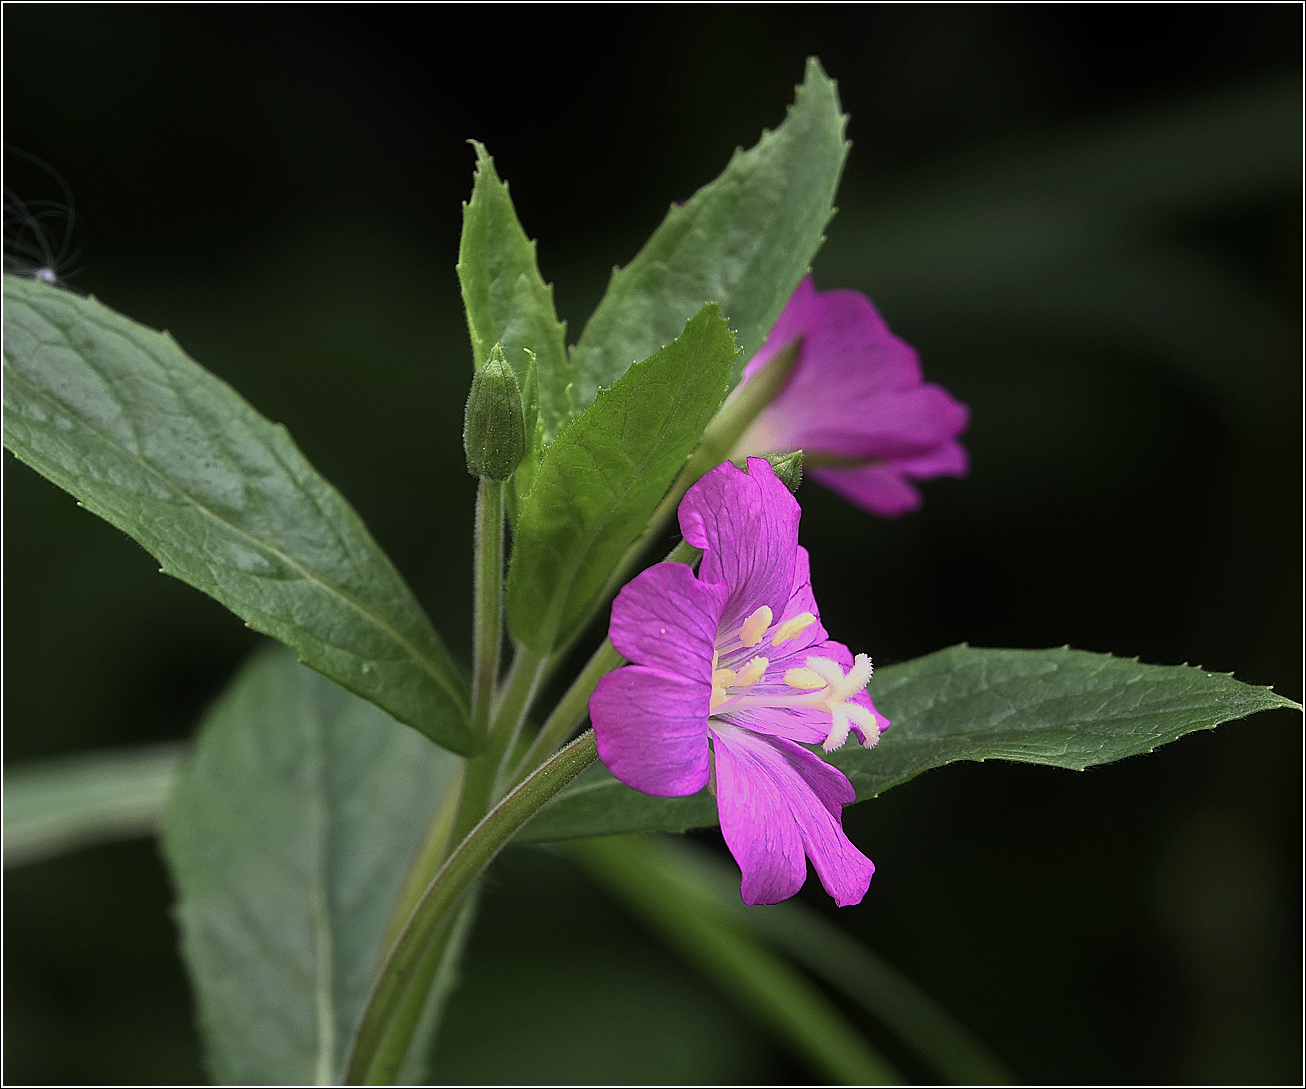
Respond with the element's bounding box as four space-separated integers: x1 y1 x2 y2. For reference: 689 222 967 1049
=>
780 653 878 751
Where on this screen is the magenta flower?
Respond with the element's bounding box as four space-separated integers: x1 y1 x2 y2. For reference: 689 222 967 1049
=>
734 276 970 517
589 458 888 906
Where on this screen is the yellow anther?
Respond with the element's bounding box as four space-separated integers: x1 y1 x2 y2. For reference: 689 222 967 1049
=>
712 667 738 688
710 684 728 712
772 611 817 645
735 656 769 688
784 666 827 690
739 605 773 647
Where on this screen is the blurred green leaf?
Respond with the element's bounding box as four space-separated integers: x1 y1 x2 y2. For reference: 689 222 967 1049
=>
506 304 736 654
571 834 903 1086
617 834 1015 1085
520 646 1300 841
159 644 462 1086
2 275 474 755
3 742 185 868
571 56 848 406
457 141 570 444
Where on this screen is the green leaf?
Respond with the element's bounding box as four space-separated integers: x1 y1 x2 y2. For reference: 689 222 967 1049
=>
505 304 737 653
3 742 186 868
830 645 1302 797
2 275 474 755
159 644 463 1086
457 141 571 444
570 56 848 409
519 646 1300 842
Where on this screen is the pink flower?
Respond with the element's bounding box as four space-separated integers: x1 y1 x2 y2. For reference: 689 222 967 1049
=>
589 458 887 906
735 276 970 517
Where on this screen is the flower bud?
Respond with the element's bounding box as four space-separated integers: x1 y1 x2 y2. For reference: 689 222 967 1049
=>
766 450 805 494
733 449 804 494
464 344 526 481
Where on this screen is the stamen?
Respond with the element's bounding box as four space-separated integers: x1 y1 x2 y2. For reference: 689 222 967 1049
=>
739 605 773 647
784 666 826 690
735 656 769 688
772 611 817 645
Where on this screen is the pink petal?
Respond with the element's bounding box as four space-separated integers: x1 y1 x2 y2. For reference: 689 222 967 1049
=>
722 704 829 747
591 667 710 796
744 276 815 379
736 277 970 518
793 384 970 463
772 546 829 656
810 465 923 518
709 722 874 907
678 459 798 634
746 277 920 395
607 560 726 677
894 438 969 479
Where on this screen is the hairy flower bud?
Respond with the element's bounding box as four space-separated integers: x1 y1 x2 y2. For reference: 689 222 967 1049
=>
731 450 804 494
765 450 804 494
464 344 526 480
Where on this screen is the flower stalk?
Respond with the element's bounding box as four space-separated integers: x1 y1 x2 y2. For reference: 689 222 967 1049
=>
453 642 548 845
469 478 505 749
344 730 599 1085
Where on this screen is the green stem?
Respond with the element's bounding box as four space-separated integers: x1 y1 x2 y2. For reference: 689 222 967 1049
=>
344 730 599 1085
364 885 482 1086
470 478 505 748
512 639 623 783
452 643 548 844
518 539 700 778
570 834 903 1086
377 764 465 961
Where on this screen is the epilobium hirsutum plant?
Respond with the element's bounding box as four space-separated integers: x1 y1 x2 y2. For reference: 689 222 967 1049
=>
3 58 1297 1085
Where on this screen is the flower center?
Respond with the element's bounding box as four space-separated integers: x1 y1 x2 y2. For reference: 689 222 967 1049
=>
780 653 878 751
709 609 878 752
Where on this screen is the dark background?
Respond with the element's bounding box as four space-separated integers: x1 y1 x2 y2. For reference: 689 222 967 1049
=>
4 5 1301 1084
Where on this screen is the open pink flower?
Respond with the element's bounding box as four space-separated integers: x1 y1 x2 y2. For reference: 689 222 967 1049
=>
734 276 969 517
589 458 888 906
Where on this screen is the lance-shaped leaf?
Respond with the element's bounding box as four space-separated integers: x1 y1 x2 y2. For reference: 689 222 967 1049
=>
160 645 463 1086
570 56 848 409
3 275 473 754
506 304 737 654
518 645 1300 842
457 141 571 444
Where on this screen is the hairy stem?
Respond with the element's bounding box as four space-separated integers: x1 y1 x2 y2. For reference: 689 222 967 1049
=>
452 642 548 844
469 478 505 748
512 639 623 783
